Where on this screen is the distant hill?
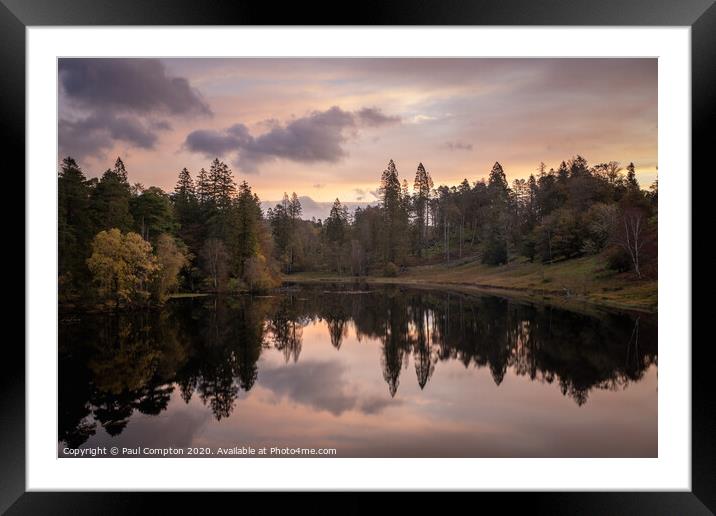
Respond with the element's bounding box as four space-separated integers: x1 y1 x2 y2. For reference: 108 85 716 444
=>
260 195 375 222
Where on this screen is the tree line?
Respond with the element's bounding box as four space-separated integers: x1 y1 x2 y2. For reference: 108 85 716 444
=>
59 153 657 308
269 156 657 278
59 156 278 308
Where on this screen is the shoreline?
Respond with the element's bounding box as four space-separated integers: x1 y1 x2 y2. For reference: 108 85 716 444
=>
283 276 656 315
282 258 657 315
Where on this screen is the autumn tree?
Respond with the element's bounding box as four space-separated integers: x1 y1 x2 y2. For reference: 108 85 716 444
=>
86 228 159 307
152 233 189 302
614 207 648 278
200 238 229 291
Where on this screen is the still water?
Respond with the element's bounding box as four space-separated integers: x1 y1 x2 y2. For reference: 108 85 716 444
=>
59 285 657 457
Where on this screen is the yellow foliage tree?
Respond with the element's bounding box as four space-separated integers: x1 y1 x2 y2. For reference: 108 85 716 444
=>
87 228 159 307
152 233 188 303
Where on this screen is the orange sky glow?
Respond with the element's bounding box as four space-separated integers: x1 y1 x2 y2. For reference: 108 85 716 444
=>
59 58 658 205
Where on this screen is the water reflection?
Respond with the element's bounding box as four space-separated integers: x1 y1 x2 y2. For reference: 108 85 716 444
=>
59 285 657 456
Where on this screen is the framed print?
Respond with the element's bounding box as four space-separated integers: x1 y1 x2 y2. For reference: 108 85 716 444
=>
4 0 712 512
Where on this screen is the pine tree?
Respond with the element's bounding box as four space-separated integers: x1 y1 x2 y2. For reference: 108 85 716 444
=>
174 168 196 205
58 157 93 285
379 159 408 264
326 198 347 244
171 167 202 276
412 162 433 255
91 159 133 232
208 158 236 209
233 181 261 275
484 162 510 265
487 162 509 199
196 168 210 205
113 157 128 183
626 162 639 191
288 192 302 220
380 159 402 216
325 198 348 273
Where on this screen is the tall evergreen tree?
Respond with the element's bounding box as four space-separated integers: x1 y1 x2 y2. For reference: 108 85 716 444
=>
130 186 176 242
90 158 133 232
58 157 93 284
483 162 510 265
208 158 236 209
233 181 261 275
379 159 408 263
113 157 128 183
196 168 210 205
626 162 639 191
174 168 197 210
412 162 433 256
288 192 302 220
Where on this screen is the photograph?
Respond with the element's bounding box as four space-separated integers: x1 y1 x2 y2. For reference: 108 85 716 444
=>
56 57 659 459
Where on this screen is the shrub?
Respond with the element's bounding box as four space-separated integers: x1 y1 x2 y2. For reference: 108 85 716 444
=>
604 245 631 273
383 262 399 277
243 254 281 292
520 234 537 262
482 236 508 265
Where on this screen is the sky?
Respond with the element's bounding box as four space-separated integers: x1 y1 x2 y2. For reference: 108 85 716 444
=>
58 58 658 204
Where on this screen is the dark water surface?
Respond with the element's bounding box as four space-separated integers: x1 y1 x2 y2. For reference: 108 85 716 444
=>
59 285 657 457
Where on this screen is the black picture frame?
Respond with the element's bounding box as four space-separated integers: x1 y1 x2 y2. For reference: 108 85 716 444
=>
3 0 710 513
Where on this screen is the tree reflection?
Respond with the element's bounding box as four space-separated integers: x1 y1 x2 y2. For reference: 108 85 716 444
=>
59 286 657 447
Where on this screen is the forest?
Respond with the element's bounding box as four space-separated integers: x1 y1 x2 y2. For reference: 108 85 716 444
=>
58 154 657 309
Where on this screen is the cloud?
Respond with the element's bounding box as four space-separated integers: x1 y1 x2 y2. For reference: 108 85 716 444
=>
59 58 210 162
409 114 437 124
184 106 400 172
356 107 401 127
260 360 399 416
59 58 211 116
353 189 369 201
313 183 325 189
59 112 168 160
444 141 473 151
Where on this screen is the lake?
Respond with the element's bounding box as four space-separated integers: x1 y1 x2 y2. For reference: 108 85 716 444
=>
58 284 657 457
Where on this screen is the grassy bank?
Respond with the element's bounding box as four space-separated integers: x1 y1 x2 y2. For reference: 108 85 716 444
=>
284 255 657 313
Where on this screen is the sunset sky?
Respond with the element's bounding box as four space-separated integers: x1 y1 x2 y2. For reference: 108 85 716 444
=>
58 58 658 204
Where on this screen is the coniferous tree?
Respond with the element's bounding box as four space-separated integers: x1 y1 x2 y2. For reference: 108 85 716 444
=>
412 162 433 256
626 162 639 191
173 168 197 215
233 181 261 276
325 198 348 273
90 159 134 233
113 157 128 183
130 186 176 242
481 162 510 265
379 159 409 264
196 168 210 205
58 157 93 288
